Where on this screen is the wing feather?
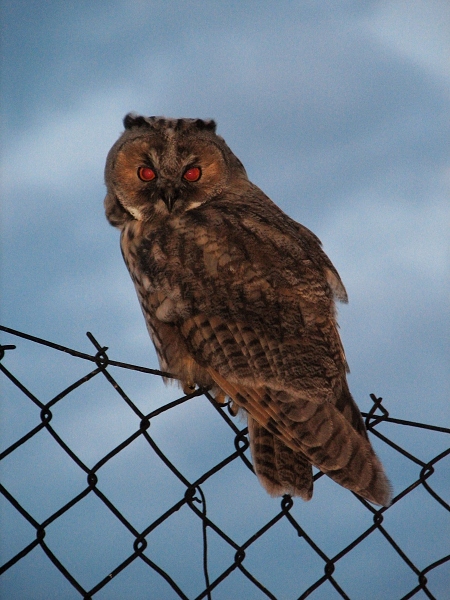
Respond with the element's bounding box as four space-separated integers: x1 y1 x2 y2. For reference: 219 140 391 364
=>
136 195 391 505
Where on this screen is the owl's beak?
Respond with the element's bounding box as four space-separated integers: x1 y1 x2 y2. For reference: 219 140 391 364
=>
160 190 177 212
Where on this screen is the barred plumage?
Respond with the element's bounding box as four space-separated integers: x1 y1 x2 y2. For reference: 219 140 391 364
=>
104 113 392 506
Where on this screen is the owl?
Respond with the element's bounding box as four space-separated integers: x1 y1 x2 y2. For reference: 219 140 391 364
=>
104 114 391 506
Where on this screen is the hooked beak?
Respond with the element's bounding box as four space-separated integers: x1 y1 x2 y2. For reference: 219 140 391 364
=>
160 189 178 212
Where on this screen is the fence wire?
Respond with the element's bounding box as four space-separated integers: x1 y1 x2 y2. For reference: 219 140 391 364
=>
0 324 449 600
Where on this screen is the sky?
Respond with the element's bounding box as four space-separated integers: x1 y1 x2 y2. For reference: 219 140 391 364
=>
1 1 449 599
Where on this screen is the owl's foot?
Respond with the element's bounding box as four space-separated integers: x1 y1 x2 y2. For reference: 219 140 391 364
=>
182 381 196 395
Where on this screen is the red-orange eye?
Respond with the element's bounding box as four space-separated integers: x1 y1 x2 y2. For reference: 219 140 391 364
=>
138 166 156 181
183 167 201 182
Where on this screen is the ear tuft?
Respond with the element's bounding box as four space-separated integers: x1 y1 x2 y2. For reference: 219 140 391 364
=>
195 118 217 132
123 113 150 130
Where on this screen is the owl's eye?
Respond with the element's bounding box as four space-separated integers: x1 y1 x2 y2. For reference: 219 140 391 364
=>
183 167 201 182
138 166 156 181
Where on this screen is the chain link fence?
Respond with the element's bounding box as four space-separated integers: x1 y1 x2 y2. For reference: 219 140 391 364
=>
0 324 449 599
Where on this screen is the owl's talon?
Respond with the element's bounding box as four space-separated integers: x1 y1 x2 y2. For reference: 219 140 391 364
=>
228 401 239 416
182 381 196 395
214 391 226 405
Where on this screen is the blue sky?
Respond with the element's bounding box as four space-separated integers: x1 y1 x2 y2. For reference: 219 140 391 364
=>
1 2 449 599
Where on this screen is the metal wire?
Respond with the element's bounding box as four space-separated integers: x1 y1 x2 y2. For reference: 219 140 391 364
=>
0 324 449 599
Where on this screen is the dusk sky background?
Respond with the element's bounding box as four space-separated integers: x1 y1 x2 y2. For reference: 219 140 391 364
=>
1 1 449 599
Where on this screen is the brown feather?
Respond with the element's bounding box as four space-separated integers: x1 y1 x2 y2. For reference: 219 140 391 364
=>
105 115 392 506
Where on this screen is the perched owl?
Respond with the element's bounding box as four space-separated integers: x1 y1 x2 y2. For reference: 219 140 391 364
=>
104 114 391 506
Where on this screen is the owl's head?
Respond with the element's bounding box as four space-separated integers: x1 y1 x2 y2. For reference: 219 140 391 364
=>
104 114 248 227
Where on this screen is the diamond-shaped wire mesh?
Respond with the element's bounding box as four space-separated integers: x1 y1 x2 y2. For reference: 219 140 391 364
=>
1 324 449 599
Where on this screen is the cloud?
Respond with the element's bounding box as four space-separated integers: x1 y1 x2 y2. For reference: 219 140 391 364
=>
1 5 449 597
1 90 135 199
365 0 450 86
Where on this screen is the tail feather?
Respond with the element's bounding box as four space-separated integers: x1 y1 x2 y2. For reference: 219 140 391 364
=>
272 388 392 506
249 417 313 500
208 367 392 506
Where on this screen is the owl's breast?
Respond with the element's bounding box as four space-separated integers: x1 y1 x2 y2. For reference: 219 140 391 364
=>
120 217 193 322
120 220 153 290
119 217 214 390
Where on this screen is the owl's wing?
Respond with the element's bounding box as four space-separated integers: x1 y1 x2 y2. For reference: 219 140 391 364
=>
145 195 391 505
179 311 390 505
169 194 351 404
